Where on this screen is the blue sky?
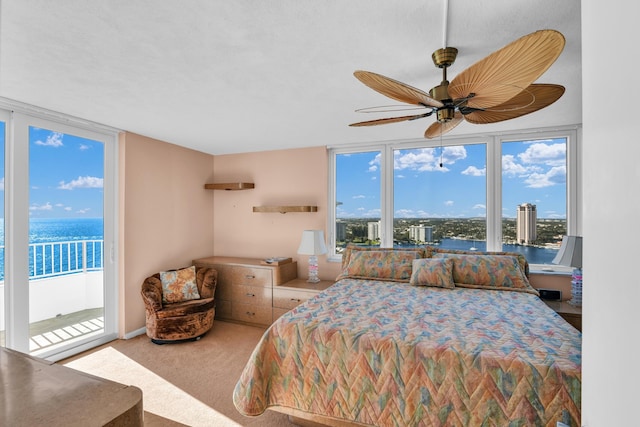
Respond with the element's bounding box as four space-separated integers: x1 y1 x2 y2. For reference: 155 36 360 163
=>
0 126 104 219
336 138 567 219
28 127 104 218
0 126 565 221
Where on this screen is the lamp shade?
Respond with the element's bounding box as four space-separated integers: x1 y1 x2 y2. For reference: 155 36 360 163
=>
552 235 582 268
297 230 328 255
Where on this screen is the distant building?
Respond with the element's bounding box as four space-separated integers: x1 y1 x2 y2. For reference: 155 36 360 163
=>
336 221 346 241
409 225 433 243
516 203 537 244
367 221 380 241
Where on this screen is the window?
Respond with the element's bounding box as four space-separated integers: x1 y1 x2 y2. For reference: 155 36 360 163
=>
502 137 569 265
334 150 382 253
394 144 486 249
329 127 580 271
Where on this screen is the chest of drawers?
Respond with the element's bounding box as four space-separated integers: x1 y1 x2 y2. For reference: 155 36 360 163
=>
193 256 297 327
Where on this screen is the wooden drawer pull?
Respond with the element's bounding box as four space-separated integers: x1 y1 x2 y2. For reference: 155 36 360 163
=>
245 274 255 279
246 311 255 316
246 292 255 297
290 298 302 302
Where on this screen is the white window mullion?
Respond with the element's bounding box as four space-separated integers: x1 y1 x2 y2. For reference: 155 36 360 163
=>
486 137 502 252
5 112 31 352
380 145 394 247
327 151 338 260
566 128 580 235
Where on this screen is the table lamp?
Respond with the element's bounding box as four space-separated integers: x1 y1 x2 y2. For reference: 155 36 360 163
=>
552 235 583 306
297 230 327 283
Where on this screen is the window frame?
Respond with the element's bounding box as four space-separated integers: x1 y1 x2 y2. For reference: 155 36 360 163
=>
328 126 581 273
1 98 120 360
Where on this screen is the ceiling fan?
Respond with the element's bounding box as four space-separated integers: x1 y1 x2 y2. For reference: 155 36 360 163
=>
350 29 566 139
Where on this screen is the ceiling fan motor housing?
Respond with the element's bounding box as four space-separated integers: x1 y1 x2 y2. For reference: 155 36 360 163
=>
432 47 458 68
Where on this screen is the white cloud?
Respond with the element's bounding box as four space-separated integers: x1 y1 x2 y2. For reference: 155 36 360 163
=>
473 204 486 209
30 202 53 211
79 144 90 151
35 132 64 147
352 195 365 199
337 206 381 218
58 176 103 190
394 209 414 218
394 209 435 218
503 154 535 176
369 153 381 172
76 208 91 214
0 177 4 191
444 200 454 206
518 142 566 166
461 165 485 176
393 146 467 172
394 148 437 171
524 165 566 188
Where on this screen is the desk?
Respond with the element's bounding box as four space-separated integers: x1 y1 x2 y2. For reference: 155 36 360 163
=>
0 347 143 426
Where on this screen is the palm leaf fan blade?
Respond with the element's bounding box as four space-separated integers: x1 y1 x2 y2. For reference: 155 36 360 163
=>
424 112 464 139
350 113 432 127
449 30 565 110
354 71 443 108
464 84 565 124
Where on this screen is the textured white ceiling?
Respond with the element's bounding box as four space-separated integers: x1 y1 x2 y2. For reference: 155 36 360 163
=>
0 0 581 155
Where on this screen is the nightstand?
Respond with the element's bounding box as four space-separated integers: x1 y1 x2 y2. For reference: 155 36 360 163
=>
272 278 334 321
543 300 582 332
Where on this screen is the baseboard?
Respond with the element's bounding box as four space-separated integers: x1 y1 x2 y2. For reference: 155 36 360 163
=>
123 327 146 340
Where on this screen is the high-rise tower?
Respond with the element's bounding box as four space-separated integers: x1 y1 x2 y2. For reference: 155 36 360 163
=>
516 203 537 244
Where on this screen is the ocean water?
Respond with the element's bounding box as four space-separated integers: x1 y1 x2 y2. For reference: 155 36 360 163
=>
0 218 104 280
435 238 558 265
28 217 104 243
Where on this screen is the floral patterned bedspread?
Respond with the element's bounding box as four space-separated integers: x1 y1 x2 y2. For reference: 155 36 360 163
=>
233 279 581 426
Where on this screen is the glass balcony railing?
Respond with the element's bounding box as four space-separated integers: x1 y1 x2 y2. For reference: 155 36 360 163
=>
0 240 105 354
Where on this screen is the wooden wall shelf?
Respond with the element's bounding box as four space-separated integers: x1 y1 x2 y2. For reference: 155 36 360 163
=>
253 206 318 213
205 182 254 191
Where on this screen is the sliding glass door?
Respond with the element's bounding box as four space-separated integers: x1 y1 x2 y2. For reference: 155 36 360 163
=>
3 110 118 360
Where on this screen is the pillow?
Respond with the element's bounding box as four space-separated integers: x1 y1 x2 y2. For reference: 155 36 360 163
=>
409 257 455 289
427 246 530 277
432 253 538 295
337 250 421 282
340 244 427 271
160 266 201 303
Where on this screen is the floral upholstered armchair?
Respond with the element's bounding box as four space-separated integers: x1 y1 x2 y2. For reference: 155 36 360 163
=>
140 265 217 344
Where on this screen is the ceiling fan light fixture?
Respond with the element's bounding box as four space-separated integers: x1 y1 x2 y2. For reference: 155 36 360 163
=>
436 107 455 123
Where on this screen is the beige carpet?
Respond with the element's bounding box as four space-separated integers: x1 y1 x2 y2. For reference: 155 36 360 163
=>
63 321 297 427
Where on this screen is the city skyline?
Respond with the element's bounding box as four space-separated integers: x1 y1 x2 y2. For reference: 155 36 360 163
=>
336 138 567 220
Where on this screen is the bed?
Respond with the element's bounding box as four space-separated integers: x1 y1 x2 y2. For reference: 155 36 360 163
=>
233 246 581 427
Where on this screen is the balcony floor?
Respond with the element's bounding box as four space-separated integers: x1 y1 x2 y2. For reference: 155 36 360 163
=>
29 308 104 353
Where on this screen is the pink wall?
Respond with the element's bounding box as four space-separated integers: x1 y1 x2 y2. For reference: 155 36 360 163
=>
211 146 342 280
119 132 215 335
